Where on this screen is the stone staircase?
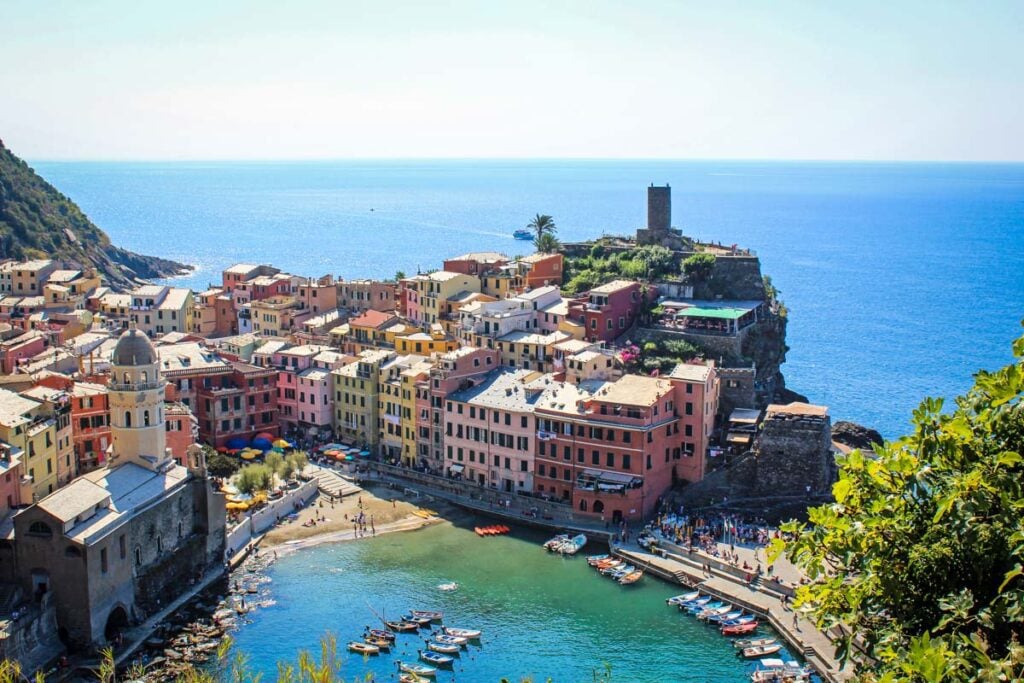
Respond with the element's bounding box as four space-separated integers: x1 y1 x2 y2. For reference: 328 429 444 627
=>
310 467 362 499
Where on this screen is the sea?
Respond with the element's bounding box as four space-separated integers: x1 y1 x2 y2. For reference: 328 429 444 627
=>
228 522 787 682
31 159 1024 439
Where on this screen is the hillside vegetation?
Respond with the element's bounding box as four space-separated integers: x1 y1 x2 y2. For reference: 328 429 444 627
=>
0 139 189 289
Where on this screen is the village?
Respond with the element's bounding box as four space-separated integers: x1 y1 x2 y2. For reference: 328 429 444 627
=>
0 186 843 676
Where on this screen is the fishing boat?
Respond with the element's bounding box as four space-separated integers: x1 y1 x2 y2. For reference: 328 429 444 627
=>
698 605 733 621
434 633 468 646
364 635 391 650
386 620 420 633
426 641 461 655
687 599 722 613
595 560 624 572
444 626 482 639
733 637 777 650
680 596 711 610
409 609 444 622
618 570 643 585
602 563 633 576
560 534 587 555
667 591 701 606
397 661 437 677
722 615 756 627
513 229 533 240
405 615 433 627
586 554 610 565
706 610 743 624
750 658 812 682
418 650 454 667
365 628 396 641
543 534 569 550
742 643 783 658
721 620 759 635
347 641 379 655
437 582 459 592
399 675 418 683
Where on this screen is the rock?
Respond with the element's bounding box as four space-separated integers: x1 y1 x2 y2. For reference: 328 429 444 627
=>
832 421 883 451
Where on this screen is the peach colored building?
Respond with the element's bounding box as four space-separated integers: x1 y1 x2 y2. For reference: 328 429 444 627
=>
293 275 338 314
164 402 196 466
667 362 720 483
423 346 500 470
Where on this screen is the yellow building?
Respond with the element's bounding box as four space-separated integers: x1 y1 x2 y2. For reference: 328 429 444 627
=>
399 358 433 466
377 354 426 462
0 388 58 500
495 330 572 372
249 296 300 337
7 259 57 296
409 271 481 328
332 349 393 449
395 325 459 356
343 310 399 353
129 285 195 337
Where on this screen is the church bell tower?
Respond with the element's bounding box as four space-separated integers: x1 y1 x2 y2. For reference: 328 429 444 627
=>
108 325 170 470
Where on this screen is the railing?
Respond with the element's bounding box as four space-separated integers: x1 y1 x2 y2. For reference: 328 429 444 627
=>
109 381 164 392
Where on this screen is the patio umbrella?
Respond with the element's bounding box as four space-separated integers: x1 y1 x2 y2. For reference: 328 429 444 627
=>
252 437 273 451
273 439 292 449
255 431 275 441
226 436 249 450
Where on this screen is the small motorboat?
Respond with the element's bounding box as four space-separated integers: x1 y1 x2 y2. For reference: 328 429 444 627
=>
437 582 459 592
742 643 783 659
418 650 454 667
602 563 633 576
667 592 700 606
733 637 777 650
409 610 444 622
386 620 420 633
364 635 391 650
544 534 569 550
347 641 379 655
397 661 437 677
444 627 482 640
750 658 812 682
560 534 587 555
722 615 756 627
688 600 723 614
680 596 712 610
586 554 610 565
434 633 468 646
596 560 624 573
699 606 735 621
427 640 460 655
618 570 643 585
721 620 759 635
513 229 533 240
365 628 396 641
405 615 433 627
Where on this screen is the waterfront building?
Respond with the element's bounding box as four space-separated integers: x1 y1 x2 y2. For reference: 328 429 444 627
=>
377 354 427 462
192 362 278 448
164 402 197 465
221 263 280 293
666 362 720 483
514 252 564 290
155 342 232 412
0 388 58 500
406 271 481 328
332 349 393 449
456 285 562 348
10 326 226 649
444 369 554 490
273 345 328 433
192 287 238 337
424 346 500 470
564 349 622 384
129 285 195 337
43 269 101 308
495 329 572 372
569 280 647 344
19 385 75 488
95 291 131 329
399 357 434 466
534 374 685 522
292 274 338 314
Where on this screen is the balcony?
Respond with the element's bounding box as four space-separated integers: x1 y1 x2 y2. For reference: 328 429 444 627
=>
109 381 164 393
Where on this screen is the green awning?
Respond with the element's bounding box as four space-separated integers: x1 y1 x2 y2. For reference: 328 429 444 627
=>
676 307 749 320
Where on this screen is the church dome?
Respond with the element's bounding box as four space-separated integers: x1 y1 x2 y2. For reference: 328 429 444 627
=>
111 327 158 367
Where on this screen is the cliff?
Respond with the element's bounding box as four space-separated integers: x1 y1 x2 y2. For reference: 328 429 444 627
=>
0 139 190 290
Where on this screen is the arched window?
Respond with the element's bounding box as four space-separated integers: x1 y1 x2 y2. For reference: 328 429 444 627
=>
123 373 130 385
141 371 148 383
28 521 52 538
579 499 588 512
124 411 132 428
593 500 605 514
134 547 142 566
144 410 151 427
156 536 162 553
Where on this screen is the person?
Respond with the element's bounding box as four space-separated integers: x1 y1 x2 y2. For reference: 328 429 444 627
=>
792 612 800 630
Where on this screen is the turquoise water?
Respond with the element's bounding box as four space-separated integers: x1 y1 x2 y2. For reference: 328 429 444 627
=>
29 160 1024 438
229 523 789 682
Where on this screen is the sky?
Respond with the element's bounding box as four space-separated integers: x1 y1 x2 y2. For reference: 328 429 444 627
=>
2 0 1022 161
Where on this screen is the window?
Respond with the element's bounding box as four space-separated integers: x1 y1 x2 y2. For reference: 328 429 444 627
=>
28 521 52 538
606 452 615 467
622 454 631 470
135 547 142 566
144 410 151 427
119 535 126 559
101 548 108 573
125 411 132 427
685 402 693 416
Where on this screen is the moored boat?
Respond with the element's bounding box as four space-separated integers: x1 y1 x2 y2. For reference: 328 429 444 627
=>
427 641 461 654
680 596 712 610
618 570 644 585
364 635 391 650
397 661 437 677
444 626 482 639
434 633 468 646
543 534 569 550
742 643 783 658
721 620 759 635
418 650 454 667
586 554 610 565
687 599 722 613
721 615 756 627
698 605 733 620
365 628 396 641
707 610 743 624
560 534 587 555
347 641 379 655
386 620 420 633
733 637 777 650
409 609 444 622
667 591 700 605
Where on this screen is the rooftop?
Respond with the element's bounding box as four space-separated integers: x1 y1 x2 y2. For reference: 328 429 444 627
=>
224 263 260 274
590 279 637 295
592 374 673 407
0 388 38 427
132 284 167 298
447 252 507 263
518 252 559 264
448 369 551 412
156 342 229 374
349 310 396 329
158 287 191 310
47 269 82 283
668 362 714 382
15 259 53 271
766 402 829 418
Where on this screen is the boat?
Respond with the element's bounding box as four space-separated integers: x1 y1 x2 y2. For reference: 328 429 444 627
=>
733 637 777 650
722 615 756 627
721 620 759 635
706 609 743 624
586 554 610 565
397 661 437 677
750 658 812 682
347 641 379 655
444 626 482 639
405 615 433 627
618 570 644 585
409 610 444 622
399 675 418 683
687 600 723 614
427 641 460 654
742 643 783 658
543 534 569 550
560 534 587 555
698 605 733 621
513 229 533 240
412 509 434 519
602 563 633 576
418 650 454 667
434 633 468 646
364 635 391 650
386 620 420 633
596 560 624 572
680 596 712 610
365 628 396 641
667 592 701 606
437 582 459 592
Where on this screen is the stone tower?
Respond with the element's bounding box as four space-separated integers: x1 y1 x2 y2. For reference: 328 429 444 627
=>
108 325 169 470
647 184 671 232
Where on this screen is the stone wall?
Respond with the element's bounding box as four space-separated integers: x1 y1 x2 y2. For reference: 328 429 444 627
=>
0 592 62 674
224 479 318 557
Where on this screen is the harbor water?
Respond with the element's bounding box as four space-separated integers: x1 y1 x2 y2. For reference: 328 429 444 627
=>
229 522 791 682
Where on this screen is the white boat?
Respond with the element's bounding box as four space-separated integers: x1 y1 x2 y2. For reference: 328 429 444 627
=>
397 661 437 677
667 592 700 606
586 554 610 565
742 643 782 658
427 641 460 655
697 605 733 621
437 582 459 592
733 637 777 650
559 534 587 555
444 627 482 639
750 659 812 682
543 534 569 551
418 650 454 667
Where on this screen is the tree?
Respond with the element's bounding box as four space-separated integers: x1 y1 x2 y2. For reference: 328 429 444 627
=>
636 245 675 279
206 449 240 478
775 329 1024 681
527 213 557 241
682 252 715 281
394 270 406 281
235 464 273 495
534 233 561 254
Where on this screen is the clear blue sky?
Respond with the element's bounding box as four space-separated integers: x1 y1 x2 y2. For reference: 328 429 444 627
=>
2 0 1022 161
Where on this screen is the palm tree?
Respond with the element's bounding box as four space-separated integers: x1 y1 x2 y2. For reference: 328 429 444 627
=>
527 214 557 241
534 233 561 254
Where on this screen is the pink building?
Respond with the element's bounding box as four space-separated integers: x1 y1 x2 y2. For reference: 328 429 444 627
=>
273 345 329 433
668 362 720 483
0 331 46 374
165 403 196 466
425 347 499 470
534 374 683 522
569 280 647 344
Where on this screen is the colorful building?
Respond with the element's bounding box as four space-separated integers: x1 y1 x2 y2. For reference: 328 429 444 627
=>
0 387 59 500
129 285 195 337
667 362 720 483
571 280 646 344
406 271 481 328
332 349 393 449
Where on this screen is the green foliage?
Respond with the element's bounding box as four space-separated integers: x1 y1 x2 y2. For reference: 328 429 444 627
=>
527 213 557 241
780 328 1024 681
265 451 284 474
394 270 406 280
236 464 274 495
207 449 241 478
289 450 309 472
682 252 716 281
534 233 561 254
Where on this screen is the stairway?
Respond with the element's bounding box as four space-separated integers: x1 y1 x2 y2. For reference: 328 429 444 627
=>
310 467 362 498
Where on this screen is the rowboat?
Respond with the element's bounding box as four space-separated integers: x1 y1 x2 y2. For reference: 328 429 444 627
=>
386 620 420 633
364 635 391 650
543 534 569 550
596 560 624 572
586 554 610 565
418 650 454 667
687 599 722 613
365 629 396 641
347 641 379 655
722 615 756 627
409 610 444 622
721 620 759 635
412 509 434 519
706 610 743 624
680 596 711 610
437 582 459 592
444 627 482 639
560 534 588 555
697 605 733 621
667 592 701 606
399 675 419 683
427 641 461 654
602 563 633 576
434 633 468 646
406 615 433 627
742 643 782 658
733 637 777 649
618 570 643 585
397 661 437 677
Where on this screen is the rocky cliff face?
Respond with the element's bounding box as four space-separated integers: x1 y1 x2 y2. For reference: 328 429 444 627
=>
0 139 190 290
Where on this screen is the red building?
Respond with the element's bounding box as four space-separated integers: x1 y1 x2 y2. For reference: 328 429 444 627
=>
570 280 647 344
165 402 197 465
194 362 279 448
533 374 683 523
517 252 564 289
34 374 111 474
